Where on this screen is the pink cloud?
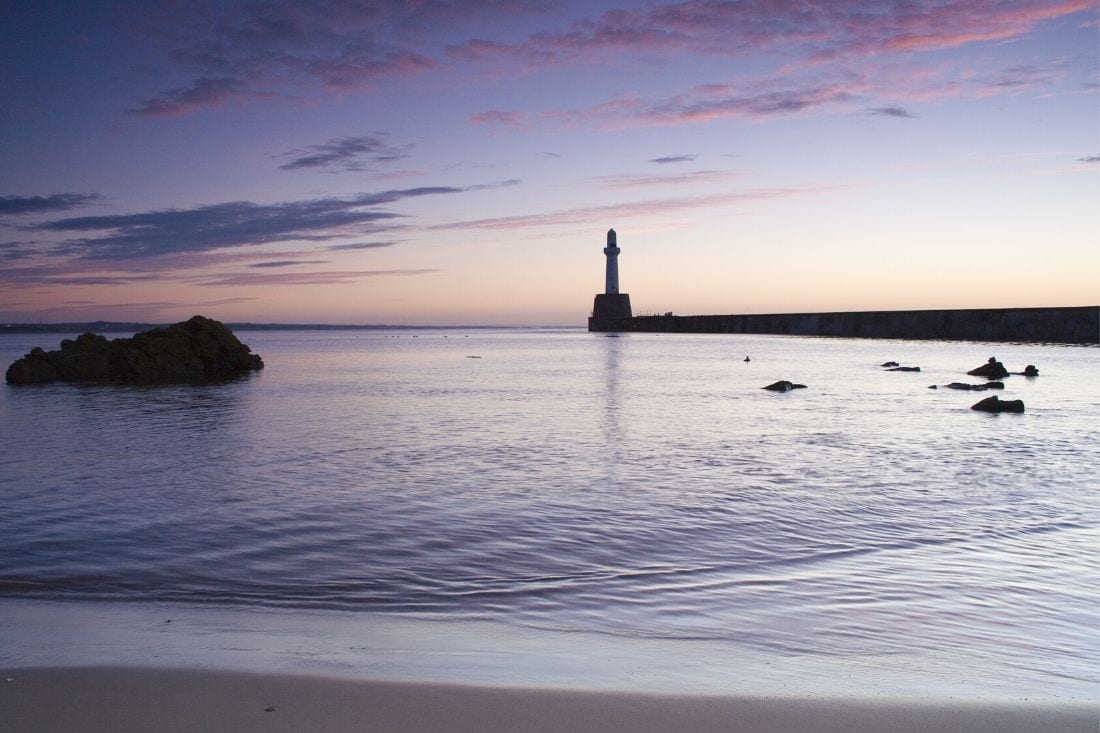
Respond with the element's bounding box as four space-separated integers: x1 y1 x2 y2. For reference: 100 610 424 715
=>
431 184 854 231
452 0 1094 74
539 83 857 130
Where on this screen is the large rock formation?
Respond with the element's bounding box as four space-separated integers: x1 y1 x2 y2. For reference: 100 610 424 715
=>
5 315 263 385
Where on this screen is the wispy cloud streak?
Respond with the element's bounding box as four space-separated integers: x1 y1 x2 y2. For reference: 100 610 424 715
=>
278 135 411 172
195 269 440 287
31 186 492 260
0 193 101 216
432 185 851 231
592 170 735 188
249 260 329 268
865 106 918 118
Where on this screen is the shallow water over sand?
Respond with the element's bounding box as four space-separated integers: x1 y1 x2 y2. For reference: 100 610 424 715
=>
1 329 1097 698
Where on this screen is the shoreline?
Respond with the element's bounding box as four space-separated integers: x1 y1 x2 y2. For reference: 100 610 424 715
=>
3 598 1095 704
3 666 1096 733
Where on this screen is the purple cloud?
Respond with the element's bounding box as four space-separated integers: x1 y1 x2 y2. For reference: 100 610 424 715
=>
279 135 411 172
128 77 250 118
33 186 485 260
249 260 329 268
196 269 440 287
469 110 529 127
592 170 735 189
865 106 918 118
650 155 696 164
129 0 548 117
0 193 101 216
326 241 398 251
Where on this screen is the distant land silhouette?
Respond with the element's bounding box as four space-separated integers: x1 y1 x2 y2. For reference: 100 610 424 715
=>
1 322 522 334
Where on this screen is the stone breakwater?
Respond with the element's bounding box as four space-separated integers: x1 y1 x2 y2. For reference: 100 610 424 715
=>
5 315 264 385
592 306 1098 344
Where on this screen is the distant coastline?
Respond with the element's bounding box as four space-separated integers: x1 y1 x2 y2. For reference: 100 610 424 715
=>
0 322 534 334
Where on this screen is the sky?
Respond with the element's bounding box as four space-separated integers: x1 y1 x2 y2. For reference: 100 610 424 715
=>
1 0 1097 326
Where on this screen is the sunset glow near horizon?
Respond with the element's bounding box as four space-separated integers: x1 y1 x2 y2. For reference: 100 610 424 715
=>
2 1 1097 326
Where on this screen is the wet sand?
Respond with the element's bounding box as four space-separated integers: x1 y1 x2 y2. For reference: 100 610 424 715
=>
2 666 1095 733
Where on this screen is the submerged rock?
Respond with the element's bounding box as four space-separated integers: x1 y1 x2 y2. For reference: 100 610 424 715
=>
5 315 263 385
886 366 921 372
763 380 807 392
967 357 1009 379
945 381 1004 391
971 396 1025 413
881 361 899 367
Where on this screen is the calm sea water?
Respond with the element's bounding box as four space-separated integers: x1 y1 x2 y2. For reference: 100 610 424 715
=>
1 328 1097 696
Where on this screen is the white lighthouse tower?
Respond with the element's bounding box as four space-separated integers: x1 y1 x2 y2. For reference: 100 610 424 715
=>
604 228 621 295
589 227 632 331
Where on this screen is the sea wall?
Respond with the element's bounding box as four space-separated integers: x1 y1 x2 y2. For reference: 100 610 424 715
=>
593 306 1099 344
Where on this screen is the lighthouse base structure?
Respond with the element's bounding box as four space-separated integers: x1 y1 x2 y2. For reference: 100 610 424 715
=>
588 293 633 331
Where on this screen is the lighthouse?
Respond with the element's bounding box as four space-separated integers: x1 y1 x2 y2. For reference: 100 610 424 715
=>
604 228 621 294
588 228 632 331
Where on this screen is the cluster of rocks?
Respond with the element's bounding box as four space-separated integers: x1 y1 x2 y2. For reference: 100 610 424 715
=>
960 357 1033 412
760 354 1037 414
884 363 921 372
5 315 263 385
926 356 1035 412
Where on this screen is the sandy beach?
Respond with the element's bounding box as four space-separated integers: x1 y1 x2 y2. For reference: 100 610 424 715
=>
1 666 1095 733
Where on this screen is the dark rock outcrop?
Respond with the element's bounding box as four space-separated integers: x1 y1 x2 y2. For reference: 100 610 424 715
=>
5 315 263 385
886 366 921 372
971 396 1025 413
763 380 807 392
1019 365 1039 377
967 357 1009 379
945 381 1004 391
881 361 899 367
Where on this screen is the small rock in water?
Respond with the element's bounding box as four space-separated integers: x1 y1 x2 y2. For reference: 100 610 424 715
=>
763 380 807 392
887 366 921 372
971 396 1025 413
945 381 1004 391
1021 365 1039 377
881 361 899 367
